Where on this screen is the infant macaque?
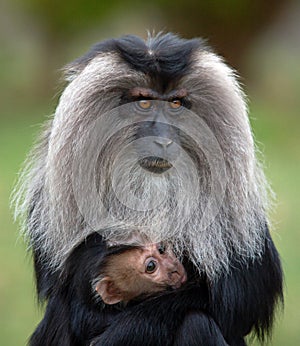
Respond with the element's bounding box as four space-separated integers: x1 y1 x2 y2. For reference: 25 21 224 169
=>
95 242 187 305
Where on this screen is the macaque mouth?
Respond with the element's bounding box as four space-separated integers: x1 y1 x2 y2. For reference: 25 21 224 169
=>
138 156 173 173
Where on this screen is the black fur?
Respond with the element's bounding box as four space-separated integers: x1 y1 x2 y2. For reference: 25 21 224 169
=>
30 227 282 346
72 33 206 89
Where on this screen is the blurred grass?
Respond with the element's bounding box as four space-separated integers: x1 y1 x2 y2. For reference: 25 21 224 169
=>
0 106 50 345
250 103 300 345
0 101 299 345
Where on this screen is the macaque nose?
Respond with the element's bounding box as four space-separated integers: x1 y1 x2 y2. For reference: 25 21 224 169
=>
154 138 173 149
170 269 187 287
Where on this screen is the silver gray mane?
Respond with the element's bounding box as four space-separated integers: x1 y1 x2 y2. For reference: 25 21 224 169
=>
12 35 272 280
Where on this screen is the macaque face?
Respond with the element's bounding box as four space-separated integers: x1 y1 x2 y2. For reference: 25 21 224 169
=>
95 243 187 305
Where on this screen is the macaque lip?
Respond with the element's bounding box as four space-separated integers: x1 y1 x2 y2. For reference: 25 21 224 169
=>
139 156 173 173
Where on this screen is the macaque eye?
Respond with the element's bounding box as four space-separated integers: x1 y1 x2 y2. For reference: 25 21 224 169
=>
145 260 157 273
158 243 166 254
169 99 182 110
138 99 152 110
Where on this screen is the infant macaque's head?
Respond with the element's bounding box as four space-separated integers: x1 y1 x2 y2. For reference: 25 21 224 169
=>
95 242 187 305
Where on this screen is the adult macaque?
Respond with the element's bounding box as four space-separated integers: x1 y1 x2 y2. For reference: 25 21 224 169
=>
13 33 283 345
95 242 187 305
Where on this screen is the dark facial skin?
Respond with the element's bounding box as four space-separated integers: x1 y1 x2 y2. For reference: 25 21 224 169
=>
123 88 189 173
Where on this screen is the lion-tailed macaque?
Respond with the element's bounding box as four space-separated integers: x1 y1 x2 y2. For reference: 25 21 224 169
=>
95 242 187 305
14 33 283 346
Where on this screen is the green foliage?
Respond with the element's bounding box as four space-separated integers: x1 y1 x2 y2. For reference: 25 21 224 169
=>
15 0 119 35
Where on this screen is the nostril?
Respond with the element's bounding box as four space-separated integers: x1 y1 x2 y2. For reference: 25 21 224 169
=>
154 138 173 148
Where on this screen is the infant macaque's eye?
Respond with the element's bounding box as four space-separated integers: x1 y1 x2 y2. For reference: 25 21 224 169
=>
146 260 157 273
158 243 166 254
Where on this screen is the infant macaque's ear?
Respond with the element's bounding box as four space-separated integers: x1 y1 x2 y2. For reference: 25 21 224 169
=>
95 277 123 305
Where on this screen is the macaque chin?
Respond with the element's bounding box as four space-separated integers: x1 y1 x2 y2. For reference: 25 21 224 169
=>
95 243 187 305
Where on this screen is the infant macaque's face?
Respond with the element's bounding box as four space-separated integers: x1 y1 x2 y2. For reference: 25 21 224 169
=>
95 242 187 305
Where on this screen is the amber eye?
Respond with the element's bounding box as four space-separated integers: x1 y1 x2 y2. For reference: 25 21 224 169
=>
146 260 157 273
138 99 152 110
169 99 182 109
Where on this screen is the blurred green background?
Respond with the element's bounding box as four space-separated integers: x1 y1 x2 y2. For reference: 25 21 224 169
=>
1 0 299 345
